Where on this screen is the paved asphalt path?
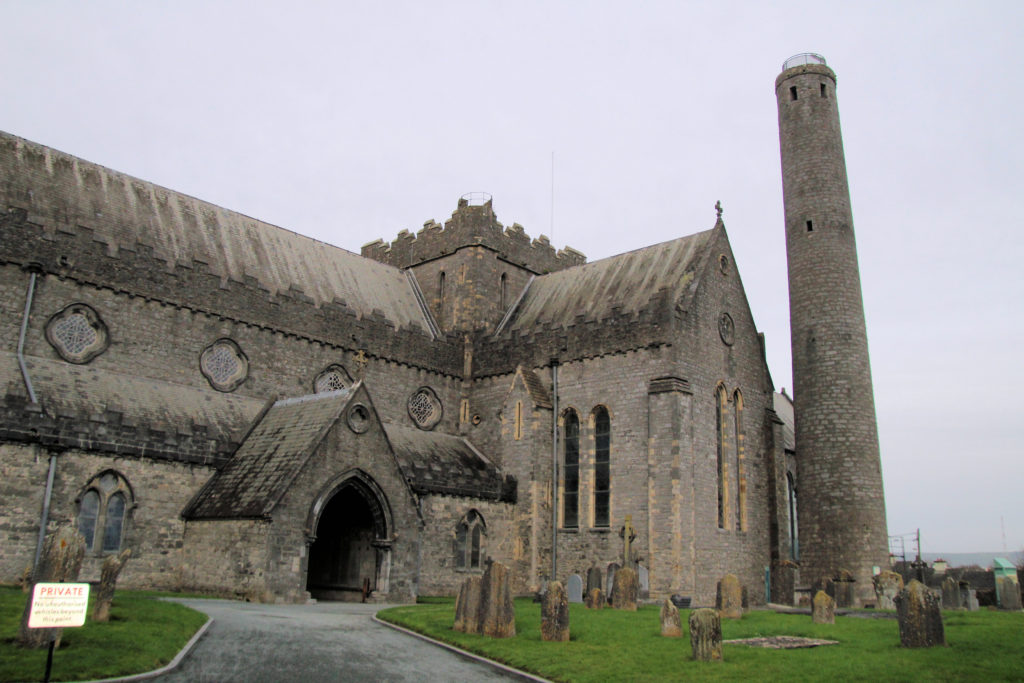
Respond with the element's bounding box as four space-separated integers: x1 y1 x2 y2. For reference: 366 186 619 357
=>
151 599 527 683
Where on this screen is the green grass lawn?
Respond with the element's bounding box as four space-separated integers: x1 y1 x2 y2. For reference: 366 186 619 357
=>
1 585 208 683
378 599 1024 682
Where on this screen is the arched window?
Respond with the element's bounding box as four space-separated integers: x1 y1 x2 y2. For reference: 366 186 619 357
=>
455 510 486 570
562 409 580 528
78 490 100 549
76 471 132 555
716 385 729 529
514 400 523 440
734 389 746 531
593 406 611 527
787 472 799 560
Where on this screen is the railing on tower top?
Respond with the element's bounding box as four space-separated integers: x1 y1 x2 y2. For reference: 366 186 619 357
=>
782 53 827 71
461 191 492 206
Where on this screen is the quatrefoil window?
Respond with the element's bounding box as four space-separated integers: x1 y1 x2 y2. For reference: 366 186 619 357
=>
408 386 443 431
46 303 109 364
200 338 248 392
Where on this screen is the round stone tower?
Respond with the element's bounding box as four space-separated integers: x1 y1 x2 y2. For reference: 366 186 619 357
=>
775 54 889 604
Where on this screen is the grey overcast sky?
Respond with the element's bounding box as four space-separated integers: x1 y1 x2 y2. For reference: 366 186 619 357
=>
3 1 1022 556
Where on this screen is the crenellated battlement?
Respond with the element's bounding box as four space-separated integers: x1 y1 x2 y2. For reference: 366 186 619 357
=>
362 197 585 274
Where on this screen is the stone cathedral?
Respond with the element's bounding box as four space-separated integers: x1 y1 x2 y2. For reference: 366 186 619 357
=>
0 55 886 605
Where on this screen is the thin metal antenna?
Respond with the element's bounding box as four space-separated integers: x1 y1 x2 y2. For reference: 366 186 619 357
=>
550 151 555 242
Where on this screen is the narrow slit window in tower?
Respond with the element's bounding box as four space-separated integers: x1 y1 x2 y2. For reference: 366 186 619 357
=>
820 83 827 98
790 86 797 101
806 220 814 233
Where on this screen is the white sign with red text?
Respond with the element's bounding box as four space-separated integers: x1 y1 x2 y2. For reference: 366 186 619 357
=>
28 583 91 628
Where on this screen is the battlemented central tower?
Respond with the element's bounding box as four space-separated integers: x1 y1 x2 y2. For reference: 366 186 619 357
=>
776 54 889 603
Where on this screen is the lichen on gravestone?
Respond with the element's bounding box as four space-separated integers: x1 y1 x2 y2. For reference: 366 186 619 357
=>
660 598 683 637
812 590 835 624
610 567 638 611
541 581 569 642
92 548 132 622
895 579 946 648
688 608 723 662
715 574 743 619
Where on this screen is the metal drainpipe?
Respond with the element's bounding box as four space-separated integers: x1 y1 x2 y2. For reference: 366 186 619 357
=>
551 359 559 583
18 267 56 574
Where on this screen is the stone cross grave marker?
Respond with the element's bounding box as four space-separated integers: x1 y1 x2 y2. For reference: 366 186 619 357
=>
619 515 637 567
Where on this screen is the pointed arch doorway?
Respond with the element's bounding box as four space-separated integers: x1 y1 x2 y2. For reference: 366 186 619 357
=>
305 471 393 602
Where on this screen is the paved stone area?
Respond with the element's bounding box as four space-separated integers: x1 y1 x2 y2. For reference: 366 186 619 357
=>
151 599 524 682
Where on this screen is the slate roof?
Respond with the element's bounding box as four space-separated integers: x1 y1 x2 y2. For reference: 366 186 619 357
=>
183 390 352 519
500 230 713 333
518 367 552 409
0 351 264 443
384 424 515 502
0 131 432 331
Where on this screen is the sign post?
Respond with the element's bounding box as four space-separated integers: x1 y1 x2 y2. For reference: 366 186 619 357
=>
28 582 90 683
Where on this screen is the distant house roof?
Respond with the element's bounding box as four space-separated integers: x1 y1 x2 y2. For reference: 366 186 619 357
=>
773 390 795 453
500 231 713 334
183 390 352 519
384 424 515 502
0 131 432 332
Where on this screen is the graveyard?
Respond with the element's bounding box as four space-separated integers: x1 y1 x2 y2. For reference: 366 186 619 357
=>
378 597 1024 681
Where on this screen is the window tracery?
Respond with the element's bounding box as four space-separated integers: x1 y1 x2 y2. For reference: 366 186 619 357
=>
46 303 109 363
200 338 248 392
77 471 132 555
455 510 486 570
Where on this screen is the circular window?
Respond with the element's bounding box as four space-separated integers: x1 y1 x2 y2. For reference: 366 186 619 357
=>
718 312 735 346
46 303 109 364
348 403 370 433
200 338 248 392
408 386 443 431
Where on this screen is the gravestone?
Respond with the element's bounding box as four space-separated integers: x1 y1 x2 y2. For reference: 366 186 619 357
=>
895 579 945 647
941 576 961 610
585 587 604 609
611 567 638 610
92 548 132 622
715 574 743 619
771 559 798 605
965 588 980 611
479 561 516 638
688 608 723 662
606 562 620 602
619 514 637 568
586 566 602 595
541 581 570 641
453 576 483 633
829 569 855 608
996 576 1022 611
660 598 682 637
637 563 650 599
812 590 835 624
872 570 903 610
18 525 86 649
567 574 583 603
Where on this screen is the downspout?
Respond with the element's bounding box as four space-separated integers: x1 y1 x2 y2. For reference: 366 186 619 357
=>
551 358 559 582
18 267 55 574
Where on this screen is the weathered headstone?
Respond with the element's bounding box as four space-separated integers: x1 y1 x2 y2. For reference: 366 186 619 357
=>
660 598 682 637
606 562 620 601
611 567 638 610
479 561 516 638
715 574 743 619
829 569 855 608
688 608 723 662
872 570 903 610
941 576 961 610
91 548 132 622
586 566 602 595
453 576 482 633
18 525 87 649
567 574 583 603
637 563 650 599
965 588 980 611
585 587 604 609
996 576 1022 611
895 579 945 647
812 590 835 624
770 559 798 605
619 514 637 567
541 581 570 642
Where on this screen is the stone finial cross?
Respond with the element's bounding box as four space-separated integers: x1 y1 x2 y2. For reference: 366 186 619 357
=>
715 200 723 220
354 349 368 376
620 514 637 567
